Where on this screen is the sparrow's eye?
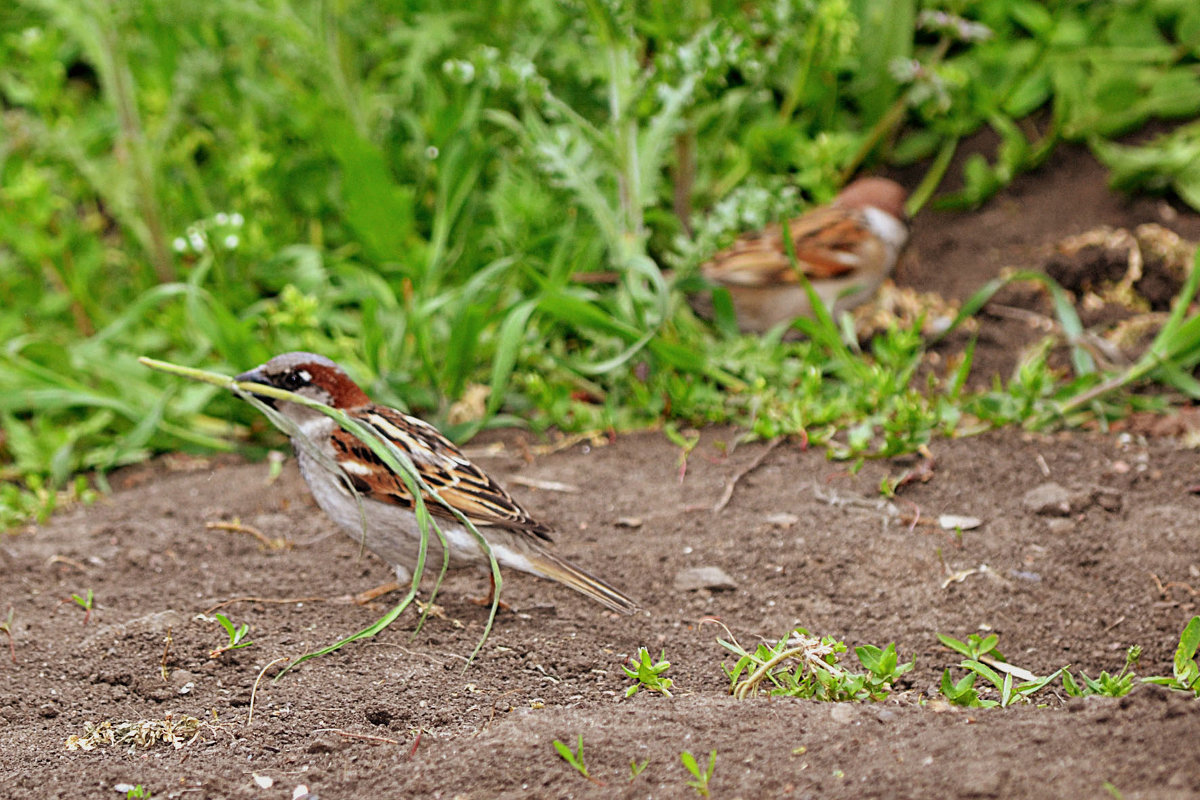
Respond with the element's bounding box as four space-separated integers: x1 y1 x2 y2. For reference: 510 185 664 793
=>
280 371 307 390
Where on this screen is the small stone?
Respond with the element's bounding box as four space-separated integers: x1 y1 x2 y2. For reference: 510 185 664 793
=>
765 512 800 527
169 669 196 689
1093 488 1122 512
306 737 342 754
1022 483 1072 516
1044 518 1074 534
253 774 274 789
673 566 737 592
829 704 854 723
615 517 643 528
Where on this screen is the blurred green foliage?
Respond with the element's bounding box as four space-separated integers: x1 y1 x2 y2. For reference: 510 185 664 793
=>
3 0 1200 525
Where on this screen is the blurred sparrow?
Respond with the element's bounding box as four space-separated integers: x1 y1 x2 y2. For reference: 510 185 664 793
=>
696 177 910 333
236 352 638 614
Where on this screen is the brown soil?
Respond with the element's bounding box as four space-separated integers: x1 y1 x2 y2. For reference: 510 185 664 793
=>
3 144 1200 799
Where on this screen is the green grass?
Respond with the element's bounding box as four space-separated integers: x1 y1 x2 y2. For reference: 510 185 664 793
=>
553 734 602 786
719 624 914 701
4 0 1200 524
681 749 716 798
938 619 1200 706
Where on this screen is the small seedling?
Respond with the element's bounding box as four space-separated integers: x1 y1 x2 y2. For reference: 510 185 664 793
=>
937 631 1003 661
553 735 603 786
71 589 94 625
623 647 674 697
938 632 1060 708
1142 615 1200 695
681 749 716 797
126 786 152 799
942 661 1062 708
719 625 913 701
629 758 649 781
0 607 14 663
1063 647 1140 698
208 613 253 658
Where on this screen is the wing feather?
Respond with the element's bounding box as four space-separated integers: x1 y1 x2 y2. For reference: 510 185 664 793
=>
702 207 872 285
328 407 554 542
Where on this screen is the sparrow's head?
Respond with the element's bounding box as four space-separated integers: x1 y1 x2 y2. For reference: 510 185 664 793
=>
235 352 370 411
834 177 908 223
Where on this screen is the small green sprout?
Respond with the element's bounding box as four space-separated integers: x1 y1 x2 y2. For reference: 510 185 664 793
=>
623 647 674 698
681 750 716 797
71 589 94 625
937 631 1003 661
1063 647 1140 698
126 786 152 799
938 632 1060 707
629 758 649 781
1142 616 1200 695
208 613 253 658
553 735 603 785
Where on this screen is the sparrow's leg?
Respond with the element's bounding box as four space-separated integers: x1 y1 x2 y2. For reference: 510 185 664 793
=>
469 572 511 611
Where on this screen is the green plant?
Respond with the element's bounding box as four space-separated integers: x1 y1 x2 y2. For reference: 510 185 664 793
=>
208 613 252 659
680 750 716 797
629 758 649 781
125 786 152 799
553 735 603 786
938 632 1060 708
1143 616 1200 695
1063 647 1141 698
623 647 674 698
70 589 94 625
6 0 1200 535
937 632 1004 662
719 626 913 701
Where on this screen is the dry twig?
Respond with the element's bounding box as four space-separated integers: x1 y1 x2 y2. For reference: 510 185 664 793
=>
206 520 290 551
248 657 291 726
712 437 784 513
160 626 172 681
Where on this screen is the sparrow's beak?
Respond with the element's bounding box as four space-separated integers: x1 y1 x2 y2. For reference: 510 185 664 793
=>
232 366 277 408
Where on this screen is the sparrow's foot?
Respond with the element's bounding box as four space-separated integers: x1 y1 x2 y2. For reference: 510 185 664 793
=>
469 573 511 611
468 593 512 612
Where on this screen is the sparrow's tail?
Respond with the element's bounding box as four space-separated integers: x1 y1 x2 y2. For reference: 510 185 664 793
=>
526 551 639 615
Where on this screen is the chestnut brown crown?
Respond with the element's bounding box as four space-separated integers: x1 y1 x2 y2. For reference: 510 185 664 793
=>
235 352 371 409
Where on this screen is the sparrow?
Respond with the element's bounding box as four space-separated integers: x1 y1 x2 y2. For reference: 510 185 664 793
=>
695 177 910 333
235 352 638 614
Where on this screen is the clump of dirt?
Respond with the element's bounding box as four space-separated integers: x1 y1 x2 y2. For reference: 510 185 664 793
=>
3 141 1200 798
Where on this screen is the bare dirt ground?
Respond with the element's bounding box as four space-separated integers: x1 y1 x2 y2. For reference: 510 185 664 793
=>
3 144 1200 799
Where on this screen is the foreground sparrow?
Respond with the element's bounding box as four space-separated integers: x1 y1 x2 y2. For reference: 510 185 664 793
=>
236 352 638 614
696 177 910 333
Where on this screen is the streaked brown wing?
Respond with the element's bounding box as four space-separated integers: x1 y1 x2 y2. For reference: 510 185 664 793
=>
703 207 869 286
328 406 554 542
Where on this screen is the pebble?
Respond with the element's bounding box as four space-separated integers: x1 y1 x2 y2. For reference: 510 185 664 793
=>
673 566 737 592
1022 483 1071 516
